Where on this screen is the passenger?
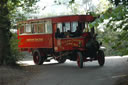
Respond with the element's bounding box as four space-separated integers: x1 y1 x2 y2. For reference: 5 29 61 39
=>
66 30 71 38
74 26 82 37
55 28 61 38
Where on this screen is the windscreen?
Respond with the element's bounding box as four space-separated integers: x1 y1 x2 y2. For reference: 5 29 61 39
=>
56 22 89 38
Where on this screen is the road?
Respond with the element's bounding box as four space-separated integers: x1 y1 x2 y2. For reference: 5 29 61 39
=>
18 55 128 85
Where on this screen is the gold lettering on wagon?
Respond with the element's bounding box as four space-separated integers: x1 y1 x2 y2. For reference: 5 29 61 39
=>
26 38 43 42
61 40 81 46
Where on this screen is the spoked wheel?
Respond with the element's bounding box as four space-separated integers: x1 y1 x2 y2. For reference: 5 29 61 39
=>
57 57 66 63
97 50 105 66
33 50 46 65
77 52 83 68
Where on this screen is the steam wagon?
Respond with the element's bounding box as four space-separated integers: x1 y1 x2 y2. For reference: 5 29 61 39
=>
18 15 105 68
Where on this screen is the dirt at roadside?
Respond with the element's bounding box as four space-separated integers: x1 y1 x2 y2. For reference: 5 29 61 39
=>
115 76 128 85
0 65 40 85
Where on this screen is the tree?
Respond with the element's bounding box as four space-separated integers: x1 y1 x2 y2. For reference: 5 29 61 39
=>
54 0 85 15
109 0 128 6
90 0 128 55
0 0 39 65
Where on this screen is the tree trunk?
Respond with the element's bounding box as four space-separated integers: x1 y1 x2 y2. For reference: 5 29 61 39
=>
0 22 11 65
0 0 11 65
0 29 4 65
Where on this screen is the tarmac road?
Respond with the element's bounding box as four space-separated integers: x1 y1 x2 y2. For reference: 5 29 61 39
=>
19 54 128 85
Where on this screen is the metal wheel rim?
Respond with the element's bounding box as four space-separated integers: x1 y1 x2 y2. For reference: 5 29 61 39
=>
98 51 105 65
77 55 80 67
33 53 39 64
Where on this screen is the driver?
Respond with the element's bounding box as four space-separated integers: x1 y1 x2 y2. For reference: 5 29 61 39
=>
90 27 97 40
74 26 82 37
55 28 61 38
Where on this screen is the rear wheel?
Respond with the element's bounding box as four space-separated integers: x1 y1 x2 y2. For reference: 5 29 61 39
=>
33 50 46 65
77 52 83 68
57 57 66 63
97 50 105 66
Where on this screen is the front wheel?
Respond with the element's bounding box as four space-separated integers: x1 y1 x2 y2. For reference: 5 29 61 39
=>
97 50 105 66
77 52 83 68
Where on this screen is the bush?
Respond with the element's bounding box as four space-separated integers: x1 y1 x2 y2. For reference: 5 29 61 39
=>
5 33 23 65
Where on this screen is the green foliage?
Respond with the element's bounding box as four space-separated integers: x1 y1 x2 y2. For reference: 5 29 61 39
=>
91 5 127 27
54 0 85 15
54 0 75 5
95 0 113 14
93 4 127 55
109 0 128 6
0 0 39 65
86 0 128 56
11 33 23 59
2 33 23 65
8 0 39 25
68 3 84 14
97 28 122 56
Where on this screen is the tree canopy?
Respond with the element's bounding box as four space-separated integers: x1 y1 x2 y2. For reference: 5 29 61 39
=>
93 0 128 55
0 0 40 65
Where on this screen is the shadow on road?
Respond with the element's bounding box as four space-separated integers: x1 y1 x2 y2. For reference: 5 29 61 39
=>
18 53 128 71
17 53 128 85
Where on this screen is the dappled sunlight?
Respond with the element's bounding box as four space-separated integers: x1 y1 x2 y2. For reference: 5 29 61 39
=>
17 56 128 66
96 74 128 81
106 56 128 59
17 60 35 66
17 59 69 66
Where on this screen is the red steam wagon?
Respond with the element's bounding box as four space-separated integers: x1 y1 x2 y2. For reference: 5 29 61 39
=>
17 15 105 68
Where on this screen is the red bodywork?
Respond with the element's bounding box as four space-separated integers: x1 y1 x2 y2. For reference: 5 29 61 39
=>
17 15 105 68
18 34 53 51
18 15 95 52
